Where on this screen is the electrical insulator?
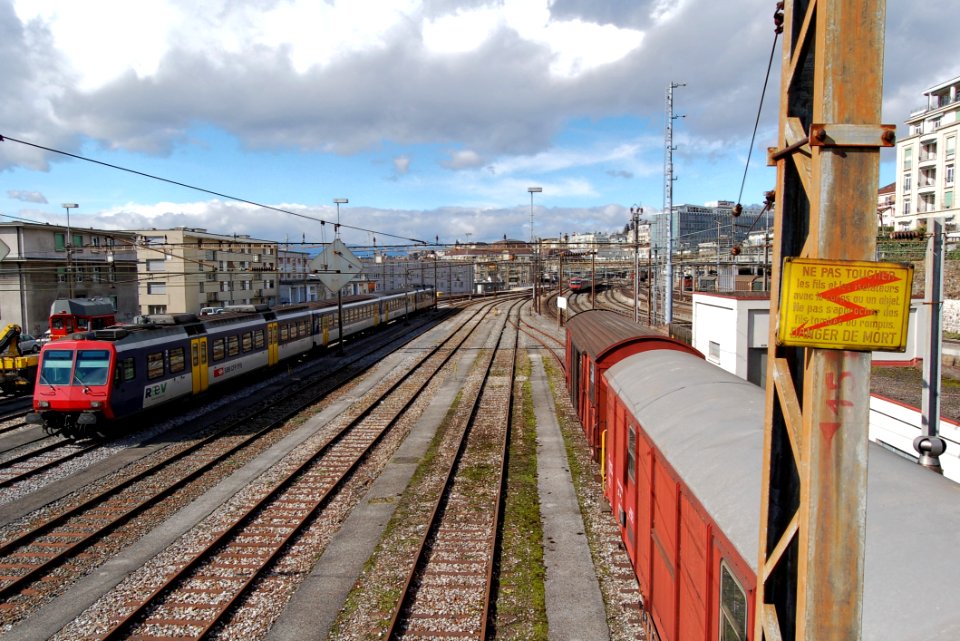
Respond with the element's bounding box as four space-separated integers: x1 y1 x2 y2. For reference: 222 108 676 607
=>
732 204 742 218
731 246 742 256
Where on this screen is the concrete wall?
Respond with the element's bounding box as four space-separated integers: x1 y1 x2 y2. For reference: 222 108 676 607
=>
944 300 960 334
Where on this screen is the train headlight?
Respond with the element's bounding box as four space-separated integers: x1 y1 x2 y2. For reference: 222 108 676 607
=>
38 401 50 408
89 401 102 408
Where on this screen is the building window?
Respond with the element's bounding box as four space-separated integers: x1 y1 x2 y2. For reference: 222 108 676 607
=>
72 233 83 251
947 136 956 159
903 198 911 216
946 164 955 186
709 341 721 363
902 173 912 192
147 282 166 295
146 259 166 272
945 191 954 209
147 305 167 314
903 147 912 170
55 233 66 251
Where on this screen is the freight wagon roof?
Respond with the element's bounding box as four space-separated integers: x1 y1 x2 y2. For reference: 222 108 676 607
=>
605 350 960 640
565 309 691 362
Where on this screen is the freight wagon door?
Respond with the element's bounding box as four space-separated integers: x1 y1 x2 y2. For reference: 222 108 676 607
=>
267 322 279 365
191 337 209 393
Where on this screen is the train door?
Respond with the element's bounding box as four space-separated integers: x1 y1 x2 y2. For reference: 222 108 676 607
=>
191 337 209 393
267 322 279 365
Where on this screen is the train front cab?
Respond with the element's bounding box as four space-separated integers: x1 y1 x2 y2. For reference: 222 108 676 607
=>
31 341 116 435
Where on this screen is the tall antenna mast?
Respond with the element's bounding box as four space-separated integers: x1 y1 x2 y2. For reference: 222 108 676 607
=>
663 82 684 325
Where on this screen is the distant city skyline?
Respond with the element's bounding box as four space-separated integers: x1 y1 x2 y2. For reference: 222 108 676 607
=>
1 1 955 246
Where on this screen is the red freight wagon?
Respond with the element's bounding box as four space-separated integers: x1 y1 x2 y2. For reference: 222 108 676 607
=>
599 346 960 641
564 310 700 459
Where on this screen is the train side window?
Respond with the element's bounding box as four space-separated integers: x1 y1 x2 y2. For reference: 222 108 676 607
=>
169 347 185 374
299 320 308 335
227 335 239 357
627 424 637 484
280 325 289 341
212 338 225 361
147 352 165 380
253 330 265 349
241 332 252 352
119 357 135 382
719 561 748 641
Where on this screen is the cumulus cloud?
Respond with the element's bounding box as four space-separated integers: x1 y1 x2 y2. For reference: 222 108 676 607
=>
393 155 411 176
7 189 47 203
442 149 485 170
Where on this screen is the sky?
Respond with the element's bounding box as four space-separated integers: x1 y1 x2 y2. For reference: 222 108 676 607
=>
1 0 957 250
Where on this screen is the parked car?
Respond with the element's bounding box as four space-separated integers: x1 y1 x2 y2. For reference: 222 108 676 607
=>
36 330 53 348
17 334 40 353
199 307 225 316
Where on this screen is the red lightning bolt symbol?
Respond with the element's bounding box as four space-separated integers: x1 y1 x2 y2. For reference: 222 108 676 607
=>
791 271 900 338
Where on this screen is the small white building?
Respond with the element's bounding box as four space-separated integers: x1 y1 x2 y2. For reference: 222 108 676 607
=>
691 292 927 387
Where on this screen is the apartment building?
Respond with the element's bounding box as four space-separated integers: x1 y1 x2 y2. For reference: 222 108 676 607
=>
134 228 279 315
0 222 139 335
894 74 959 231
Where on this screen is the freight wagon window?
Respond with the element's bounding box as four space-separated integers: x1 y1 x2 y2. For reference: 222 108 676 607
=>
719 561 748 641
253 330 265 349
39 350 74 385
74 350 111 385
147 353 165 380
242 332 252 352
169 347 185 374
227 336 239 357
212 338 225 362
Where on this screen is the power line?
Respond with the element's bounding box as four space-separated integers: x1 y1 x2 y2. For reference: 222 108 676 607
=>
0 133 430 245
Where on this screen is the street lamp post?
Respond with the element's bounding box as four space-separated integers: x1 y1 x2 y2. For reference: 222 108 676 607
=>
528 187 542 312
631 205 643 323
333 198 348 354
62 203 78 298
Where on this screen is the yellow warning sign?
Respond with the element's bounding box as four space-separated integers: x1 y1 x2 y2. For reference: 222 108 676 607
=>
778 258 913 351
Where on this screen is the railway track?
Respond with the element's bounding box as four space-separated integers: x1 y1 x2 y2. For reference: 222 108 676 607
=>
65 299 507 640
0 438 99 490
385 299 521 640
0 298 510 638
0 305 479 625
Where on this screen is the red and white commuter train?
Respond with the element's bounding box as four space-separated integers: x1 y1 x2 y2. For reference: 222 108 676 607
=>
29 288 434 437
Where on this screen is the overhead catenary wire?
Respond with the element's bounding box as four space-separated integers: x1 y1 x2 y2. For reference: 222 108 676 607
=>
734 3 784 208
0 133 430 245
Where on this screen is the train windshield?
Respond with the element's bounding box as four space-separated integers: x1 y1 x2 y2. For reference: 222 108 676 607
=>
38 350 74 385
39 349 111 386
74 350 111 385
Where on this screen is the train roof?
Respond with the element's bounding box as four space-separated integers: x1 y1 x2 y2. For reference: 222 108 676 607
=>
605 349 960 640
43 289 429 348
565 309 699 361
50 298 116 316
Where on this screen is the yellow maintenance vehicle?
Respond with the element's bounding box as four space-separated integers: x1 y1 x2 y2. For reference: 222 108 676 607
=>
0 323 39 394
